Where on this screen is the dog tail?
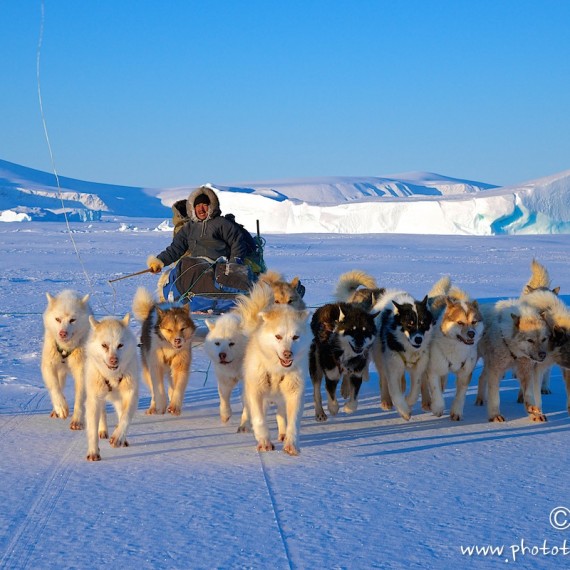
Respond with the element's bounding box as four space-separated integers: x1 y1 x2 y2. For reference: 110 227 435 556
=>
258 269 284 286
132 287 155 322
234 282 274 334
334 270 378 302
428 275 451 298
523 259 551 294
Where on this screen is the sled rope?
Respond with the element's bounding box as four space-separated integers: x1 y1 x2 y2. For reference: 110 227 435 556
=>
36 0 116 315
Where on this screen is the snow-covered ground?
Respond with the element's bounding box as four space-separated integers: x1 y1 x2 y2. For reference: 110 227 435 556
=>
1 218 570 569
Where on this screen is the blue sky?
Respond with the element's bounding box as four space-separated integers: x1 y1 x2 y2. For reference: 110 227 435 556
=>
1 0 569 189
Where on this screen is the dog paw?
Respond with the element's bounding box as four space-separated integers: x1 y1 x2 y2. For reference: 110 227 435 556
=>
236 424 250 433
315 411 328 422
50 406 69 419
109 434 129 448
277 433 286 442
328 401 339 416
474 398 485 407
380 401 393 411
69 419 84 430
86 452 101 462
431 404 445 417
99 430 108 439
489 415 506 422
421 403 431 412
530 413 547 423
283 442 300 456
256 440 275 452
541 388 552 395
220 413 231 423
450 412 462 421
343 401 358 414
167 404 182 416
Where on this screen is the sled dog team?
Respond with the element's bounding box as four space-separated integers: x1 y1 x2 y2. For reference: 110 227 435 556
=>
41 261 570 460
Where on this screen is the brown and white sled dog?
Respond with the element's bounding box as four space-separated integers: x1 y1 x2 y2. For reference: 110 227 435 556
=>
371 289 435 421
517 259 570 415
421 277 484 420
85 314 139 461
258 269 306 309
236 283 310 455
41 290 92 430
476 299 549 422
133 287 196 415
334 269 386 311
204 312 250 430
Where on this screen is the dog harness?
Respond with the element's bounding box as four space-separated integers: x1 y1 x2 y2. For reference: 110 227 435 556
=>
104 376 123 392
55 343 75 362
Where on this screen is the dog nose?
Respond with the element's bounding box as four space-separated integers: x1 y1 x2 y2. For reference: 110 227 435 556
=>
467 330 475 339
413 336 423 345
283 350 292 359
219 352 227 360
538 351 546 361
59 330 68 339
109 355 118 366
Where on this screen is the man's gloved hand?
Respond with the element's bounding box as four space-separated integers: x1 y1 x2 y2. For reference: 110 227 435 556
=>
146 255 164 274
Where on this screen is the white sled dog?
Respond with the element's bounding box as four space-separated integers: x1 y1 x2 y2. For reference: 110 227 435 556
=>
41 290 92 430
204 312 250 430
371 287 435 421
133 288 196 415
236 283 310 455
476 299 549 422
422 277 484 420
85 314 139 461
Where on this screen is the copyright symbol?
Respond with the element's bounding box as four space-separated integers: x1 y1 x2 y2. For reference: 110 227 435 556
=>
550 507 570 530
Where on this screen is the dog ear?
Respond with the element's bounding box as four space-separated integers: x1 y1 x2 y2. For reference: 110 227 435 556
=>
89 315 99 329
81 294 90 305
205 319 215 331
46 292 55 304
552 286 561 296
419 295 428 306
338 307 345 323
369 311 380 320
121 313 130 326
290 277 300 288
510 313 521 329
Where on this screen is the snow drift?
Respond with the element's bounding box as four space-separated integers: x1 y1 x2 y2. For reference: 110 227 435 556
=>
1 158 570 235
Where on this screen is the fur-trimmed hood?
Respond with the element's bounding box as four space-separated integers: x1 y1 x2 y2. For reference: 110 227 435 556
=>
187 186 221 222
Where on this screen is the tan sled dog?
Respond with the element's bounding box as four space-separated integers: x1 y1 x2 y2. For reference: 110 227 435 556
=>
133 288 196 415
41 290 92 430
259 269 306 309
85 314 139 461
476 299 549 422
236 283 310 455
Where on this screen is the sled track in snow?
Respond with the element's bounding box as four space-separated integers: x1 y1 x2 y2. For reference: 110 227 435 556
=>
0 433 81 569
258 453 294 570
0 392 49 435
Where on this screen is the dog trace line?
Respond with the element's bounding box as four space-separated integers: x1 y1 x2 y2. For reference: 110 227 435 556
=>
36 0 117 317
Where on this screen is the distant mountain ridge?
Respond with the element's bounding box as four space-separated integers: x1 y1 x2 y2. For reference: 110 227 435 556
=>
1 158 569 235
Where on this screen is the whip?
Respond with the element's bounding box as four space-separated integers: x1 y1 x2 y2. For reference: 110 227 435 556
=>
108 268 154 283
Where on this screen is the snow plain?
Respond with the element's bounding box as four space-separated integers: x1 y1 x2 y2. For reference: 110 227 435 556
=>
1 218 570 569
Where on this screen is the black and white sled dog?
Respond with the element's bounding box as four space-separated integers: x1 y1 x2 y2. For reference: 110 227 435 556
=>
85 314 139 461
309 302 377 421
371 288 435 420
236 282 311 455
421 276 484 420
41 290 92 430
334 269 386 311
